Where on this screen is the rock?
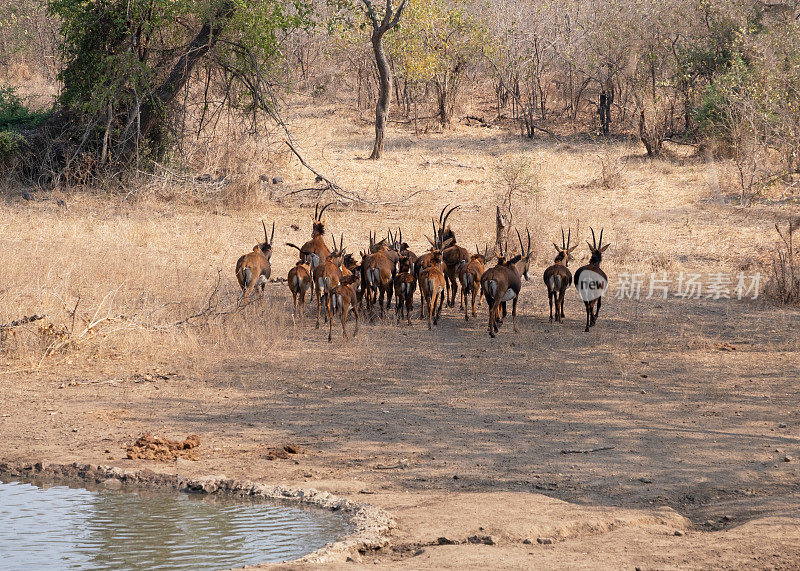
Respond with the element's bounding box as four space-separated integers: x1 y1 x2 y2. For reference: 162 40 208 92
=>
638 477 653 483
523 538 532 544
468 535 497 545
783 455 793 462
674 530 685 536
537 537 554 545
101 478 122 490
778 423 787 428
272 177 283 184
412 549 425 556
437 537 458 545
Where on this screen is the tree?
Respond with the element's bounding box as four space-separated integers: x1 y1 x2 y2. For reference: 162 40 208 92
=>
361 0 406 159
388 0 485 128
17 0 311 181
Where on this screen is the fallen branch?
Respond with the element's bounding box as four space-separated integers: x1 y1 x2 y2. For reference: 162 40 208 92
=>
560 446 615 454
283 139 428 206
0 314 45 330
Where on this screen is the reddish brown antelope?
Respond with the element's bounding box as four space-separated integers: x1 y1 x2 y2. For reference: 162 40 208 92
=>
299 202 334 272
235 220 274 299
419 248 447 330
459 245 487 320
574 227 610 332
543 228 578 323
328 273 360 342
480 228 532 337
393 252 417 325
361 247 395 317
287 260 312 320
313 233 345 329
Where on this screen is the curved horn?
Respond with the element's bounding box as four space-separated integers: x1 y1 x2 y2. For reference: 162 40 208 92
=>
332 234 337 251
270 221 275 245
590 227 597 249
262 220 268 243
285 242 302 251
527 227 531 254
598 228 604 249
561 227 566 249
340 232 344 252
516 228 524 254
442 205 459 228
318 202 334 219
314 203 319 219
439 204 450 225
566 228 571 250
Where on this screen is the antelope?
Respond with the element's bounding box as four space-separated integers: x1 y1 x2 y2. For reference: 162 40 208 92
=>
393 252 417 325
459 245 487 320
435 205 468 307
361 247 395 317
434 204 459 247
297 202 334 274
415 220 451 317
543 228 578 323
287 260 312 320
419 248 447 330
480 228 532 337
313 233 345 329
235 220 274 299
574 227 610 332
328 273 360 342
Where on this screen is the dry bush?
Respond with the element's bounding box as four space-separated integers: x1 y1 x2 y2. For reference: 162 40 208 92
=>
767 219 800 306
595 143 629 190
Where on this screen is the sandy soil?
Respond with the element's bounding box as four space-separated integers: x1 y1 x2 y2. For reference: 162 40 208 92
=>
2 105 800 568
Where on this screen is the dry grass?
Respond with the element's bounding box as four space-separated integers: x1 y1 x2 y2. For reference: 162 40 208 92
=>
0 100 798 373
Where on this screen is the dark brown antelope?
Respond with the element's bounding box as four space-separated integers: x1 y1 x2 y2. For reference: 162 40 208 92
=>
328 273 360 342
361 247 395 317
235 221 274 299
313 233 345 329
287 260 312 320
419 248 447 330
393 252 417 325
543 228 578 323
480 228 532 337
459 245 487 321
574 227 610 332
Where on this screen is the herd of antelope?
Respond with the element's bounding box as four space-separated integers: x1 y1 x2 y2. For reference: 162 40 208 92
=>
235 203 611 340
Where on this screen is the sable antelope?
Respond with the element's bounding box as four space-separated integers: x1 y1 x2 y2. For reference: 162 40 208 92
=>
416 220 451 317
419 248 447 330
543 228 578 323
394 253 417 325
361 247 395 317
313 233 345 329
298 202 334 273
459 245 488 320
434 204 459 247
574 227 610 332
480 228 532 337
328 273 360 342
287 260 312 320
235 221 274 299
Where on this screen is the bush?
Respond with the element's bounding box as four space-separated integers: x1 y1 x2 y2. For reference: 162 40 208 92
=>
0 86 48 130
767 220 800 306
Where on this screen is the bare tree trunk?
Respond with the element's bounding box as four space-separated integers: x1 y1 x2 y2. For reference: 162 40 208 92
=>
370 31 392 159
362 0 407 160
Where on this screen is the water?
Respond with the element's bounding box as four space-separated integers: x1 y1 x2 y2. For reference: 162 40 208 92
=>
0 478 350 570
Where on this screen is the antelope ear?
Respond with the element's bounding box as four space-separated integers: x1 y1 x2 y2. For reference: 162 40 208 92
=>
253 245 260 252
426 235 435 246
553 243 561 251
568 244 579 253
586 240 594 251
600 243 610 253
442 237 454 248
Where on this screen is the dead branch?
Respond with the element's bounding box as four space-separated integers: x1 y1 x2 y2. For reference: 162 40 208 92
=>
0 314 46 330
560 446 615 454
283 139 427 206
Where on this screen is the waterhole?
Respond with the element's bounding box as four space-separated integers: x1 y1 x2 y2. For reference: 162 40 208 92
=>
0 478 351 569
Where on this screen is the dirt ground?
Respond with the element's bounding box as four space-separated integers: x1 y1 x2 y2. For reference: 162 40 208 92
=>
1 104 800 568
